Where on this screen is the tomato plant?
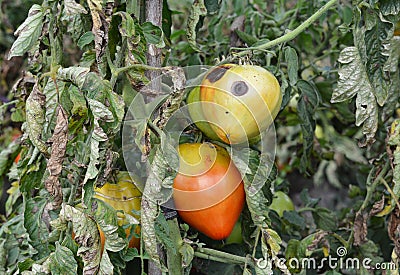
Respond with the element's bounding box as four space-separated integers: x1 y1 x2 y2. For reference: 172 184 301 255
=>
1 0 400 274
173 143 245 240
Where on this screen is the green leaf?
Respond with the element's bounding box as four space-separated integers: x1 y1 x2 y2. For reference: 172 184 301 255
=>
141 22 164 47
24 196 50 259
162 0 173 38
43 79 65 138
380 0 400 16
232 149 277 226
98 221 127 252
331 46 378 145
284 47 299 86
297 80 319 172
77 31 95 49
114 12 136 38
0 140 19 176
48 242 78 275
186 0 207 51
99 250 114 275
312 207 338 231
155 213 176 254
235 30 258 46
283 211 306 230
179 242 194 268
8 4 44 59
204 0 220 14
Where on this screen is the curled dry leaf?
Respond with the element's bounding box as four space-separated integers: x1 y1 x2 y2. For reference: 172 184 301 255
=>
87 0 111 64
369 195 385 217
154 67 186 129
45 106 68 210
388 207 400 257
354 211 368 246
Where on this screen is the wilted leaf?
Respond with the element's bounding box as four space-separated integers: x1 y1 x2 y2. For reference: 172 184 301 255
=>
141 198 167 271
383 36 400 73
44 106 68 210
8 4 44 59
388 119 400 210
26 81 49 156
60 204 102 275
87 0 110 64
354 211 368 246
57 66 90 89
388 207 400 256
263 228 282 257
142 22 164 47
64 0 88 15
370 195 385 216
186 0 207 51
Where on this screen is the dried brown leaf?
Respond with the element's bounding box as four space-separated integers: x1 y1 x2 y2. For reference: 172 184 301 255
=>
388 207 400 256
87 0 112 64
307 231 329 251
45 106 68 209
370 195 386 216
354 211 369 246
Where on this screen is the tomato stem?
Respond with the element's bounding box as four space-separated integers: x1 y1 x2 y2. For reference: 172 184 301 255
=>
194 247 251 266
229 0 337 56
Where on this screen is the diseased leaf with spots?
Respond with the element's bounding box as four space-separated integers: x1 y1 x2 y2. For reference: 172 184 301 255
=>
8 4 44 59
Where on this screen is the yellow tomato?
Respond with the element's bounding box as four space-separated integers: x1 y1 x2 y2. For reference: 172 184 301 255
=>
94 171 142 249
199 64 282 144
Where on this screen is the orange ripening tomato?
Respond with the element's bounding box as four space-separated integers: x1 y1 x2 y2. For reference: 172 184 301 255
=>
94 171 142 250
173 143 245 240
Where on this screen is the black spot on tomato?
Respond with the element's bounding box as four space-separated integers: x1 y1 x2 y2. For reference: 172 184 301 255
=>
206 65 232 83
231 81 248 96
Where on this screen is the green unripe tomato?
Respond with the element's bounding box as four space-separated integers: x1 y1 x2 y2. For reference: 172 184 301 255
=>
269 191 295 217
186 87 223 142
225 221 243 245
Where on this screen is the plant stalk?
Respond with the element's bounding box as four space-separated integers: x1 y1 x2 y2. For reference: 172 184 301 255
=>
230 0 337 56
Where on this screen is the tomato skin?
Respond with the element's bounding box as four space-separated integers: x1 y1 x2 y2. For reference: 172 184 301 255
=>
94 171 142 249
199 64 282 144
269 191 295 217
225 221 243 245
173 143 245 240
187 87 223 142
